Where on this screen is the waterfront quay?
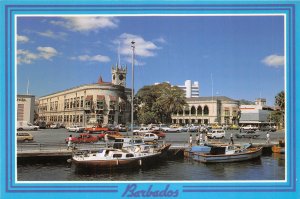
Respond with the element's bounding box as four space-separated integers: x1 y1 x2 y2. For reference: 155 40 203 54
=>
17 128 285 160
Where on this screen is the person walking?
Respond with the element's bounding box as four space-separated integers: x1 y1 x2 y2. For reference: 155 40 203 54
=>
67 135 72 150
266 132 270 144
230 133 234 145
189 134 193 147
199 133 203 145
195 134 200 146
204 134 208 144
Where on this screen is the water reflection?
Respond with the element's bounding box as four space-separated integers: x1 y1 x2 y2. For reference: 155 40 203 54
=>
17 155 285 181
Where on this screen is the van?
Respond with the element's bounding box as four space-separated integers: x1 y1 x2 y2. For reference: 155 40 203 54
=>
207 129 225 139
17 121 39 131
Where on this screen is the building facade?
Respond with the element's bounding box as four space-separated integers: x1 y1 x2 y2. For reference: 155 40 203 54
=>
172 96 240 125
177 80 199 98
17 95 36 124
239 98 274 126
37 65 131 127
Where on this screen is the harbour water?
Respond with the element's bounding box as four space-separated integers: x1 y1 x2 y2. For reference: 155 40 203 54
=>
17 153 285 181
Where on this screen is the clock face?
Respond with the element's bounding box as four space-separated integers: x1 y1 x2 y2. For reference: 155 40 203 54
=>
119 74 124 80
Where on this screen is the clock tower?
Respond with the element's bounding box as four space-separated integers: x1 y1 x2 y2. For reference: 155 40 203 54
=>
112 64 127 87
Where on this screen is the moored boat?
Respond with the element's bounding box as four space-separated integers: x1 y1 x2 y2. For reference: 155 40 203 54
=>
272 140 285 154
193 144 262 163
72 143 171 169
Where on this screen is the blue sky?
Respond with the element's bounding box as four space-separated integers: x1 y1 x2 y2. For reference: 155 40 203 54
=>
17 16 284 105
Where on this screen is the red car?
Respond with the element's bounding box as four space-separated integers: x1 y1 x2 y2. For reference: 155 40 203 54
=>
151 130 166 139
65 133 99 143
84 125 109 133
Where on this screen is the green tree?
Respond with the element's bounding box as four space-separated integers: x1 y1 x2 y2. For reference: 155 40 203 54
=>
136 83 186 124
273 91 285 129
275 91 285 111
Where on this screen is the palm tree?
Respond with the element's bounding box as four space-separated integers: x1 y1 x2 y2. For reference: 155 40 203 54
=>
275 91 285 111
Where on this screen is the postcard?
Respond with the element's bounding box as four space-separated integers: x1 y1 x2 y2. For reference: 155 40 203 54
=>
0 1 299 199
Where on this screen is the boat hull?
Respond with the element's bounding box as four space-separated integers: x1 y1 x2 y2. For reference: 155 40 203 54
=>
272 146 285 154
193 147 262 163
72 153 161 169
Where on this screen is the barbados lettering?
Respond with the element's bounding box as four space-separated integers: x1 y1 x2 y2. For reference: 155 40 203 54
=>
122 184 179 197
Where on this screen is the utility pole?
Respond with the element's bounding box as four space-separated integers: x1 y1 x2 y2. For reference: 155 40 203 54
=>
131 41 135 135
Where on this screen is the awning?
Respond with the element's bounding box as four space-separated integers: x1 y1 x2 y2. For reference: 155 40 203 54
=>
109 95 117 101
97 95 105 100
86 95 93 100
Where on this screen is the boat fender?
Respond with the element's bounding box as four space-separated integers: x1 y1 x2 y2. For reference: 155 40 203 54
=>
139 159 142 166
116 159 119 166
67 159 72 163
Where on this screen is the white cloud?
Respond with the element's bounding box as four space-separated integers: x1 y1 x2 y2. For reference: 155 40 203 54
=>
37 47 58 60
17 35 29 43
50 17 119 32
114 33 163 66
116 33 159 57
154 37 166 44
262 54 285 68
37 30 67 40
17 49 39 64
72 54 110 63
17 46 58 65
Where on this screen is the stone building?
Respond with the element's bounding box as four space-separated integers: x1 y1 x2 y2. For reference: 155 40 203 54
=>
17 95 36 124
37 65 131 127
172 96 240 125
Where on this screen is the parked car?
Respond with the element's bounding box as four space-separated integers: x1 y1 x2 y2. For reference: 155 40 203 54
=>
207 129 225 139
133 127 152 135
65 133 99 143
34 121 46 129
50 123 60 129
17 132 34 142
67 125 85 132
143 133 159 142
17 121 39 131
188 125 199 132
117 124 128 132
240 125 258 131
235 130 260 138
151 130 166 139
259 125 276 132
85 125 109 133
229 124 240 130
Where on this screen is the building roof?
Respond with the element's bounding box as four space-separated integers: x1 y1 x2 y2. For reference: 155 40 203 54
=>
186 96 238 102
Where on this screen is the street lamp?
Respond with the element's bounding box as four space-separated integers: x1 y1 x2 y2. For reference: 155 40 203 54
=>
131 41 135 135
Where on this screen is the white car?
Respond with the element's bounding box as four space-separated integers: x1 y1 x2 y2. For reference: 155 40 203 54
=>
143 133 159 142
133 127 152 135
207 129 225 139
17 121 39 131
241 125 258 131
67 125 85 132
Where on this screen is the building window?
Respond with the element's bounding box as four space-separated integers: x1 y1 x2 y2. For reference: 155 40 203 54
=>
191 106 196 115
184 107 190 115
97 100 104 109
80 97 84 107
80 115 83 123
203 105 209 115
197 106 202 115
17 104 24 121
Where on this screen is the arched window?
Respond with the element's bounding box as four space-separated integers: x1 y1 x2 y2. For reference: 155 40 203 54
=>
197 106 202 115
184 107 190 115
191 106 196 115
178 109 183 115
203 105 209 115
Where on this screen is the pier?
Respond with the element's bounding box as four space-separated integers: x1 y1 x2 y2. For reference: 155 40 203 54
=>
17 141 276 161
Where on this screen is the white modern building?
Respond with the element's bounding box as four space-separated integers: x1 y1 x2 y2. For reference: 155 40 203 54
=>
239 98 274 126
37 65 131 127
17 95 36 123
177 80 199 98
